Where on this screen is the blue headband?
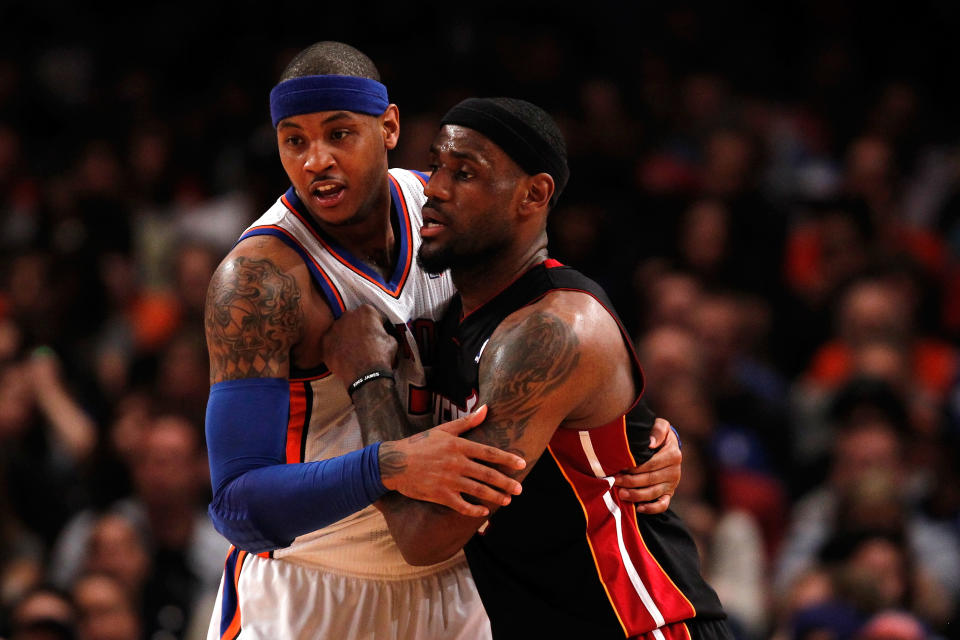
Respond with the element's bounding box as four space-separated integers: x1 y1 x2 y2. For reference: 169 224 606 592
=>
269 75 389 127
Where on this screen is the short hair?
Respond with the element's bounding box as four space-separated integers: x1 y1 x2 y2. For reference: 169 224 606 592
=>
279 41 380 82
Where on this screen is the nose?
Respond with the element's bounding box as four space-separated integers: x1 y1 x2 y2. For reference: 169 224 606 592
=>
303 142 335 174
423 171 449 201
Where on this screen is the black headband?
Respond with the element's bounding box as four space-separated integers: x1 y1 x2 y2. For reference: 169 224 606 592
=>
440 98 569 199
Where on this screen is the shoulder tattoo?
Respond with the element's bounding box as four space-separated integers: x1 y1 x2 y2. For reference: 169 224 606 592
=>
477 311 581 457
205 256 303 382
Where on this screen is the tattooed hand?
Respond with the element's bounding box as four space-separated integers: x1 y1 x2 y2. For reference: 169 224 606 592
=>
377 406 526 517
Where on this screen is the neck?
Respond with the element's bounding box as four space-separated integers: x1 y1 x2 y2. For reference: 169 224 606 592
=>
310 179 397 277
455 234 549 315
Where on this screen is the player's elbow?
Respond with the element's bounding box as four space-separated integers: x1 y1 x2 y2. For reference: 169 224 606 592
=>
395 535 463 566
208 489 291 553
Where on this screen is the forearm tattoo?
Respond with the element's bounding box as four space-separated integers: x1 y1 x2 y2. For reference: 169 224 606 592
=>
353 380 418 445
205 256 303 382
475 311 581 467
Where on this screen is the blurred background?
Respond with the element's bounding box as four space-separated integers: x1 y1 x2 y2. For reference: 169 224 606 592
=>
1 1 959 639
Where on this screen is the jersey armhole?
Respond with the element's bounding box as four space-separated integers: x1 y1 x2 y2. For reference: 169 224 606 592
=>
239 227 346 318
527 287 646 411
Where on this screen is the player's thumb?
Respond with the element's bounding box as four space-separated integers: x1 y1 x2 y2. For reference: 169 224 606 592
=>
649 418 670 449
438 404 488 435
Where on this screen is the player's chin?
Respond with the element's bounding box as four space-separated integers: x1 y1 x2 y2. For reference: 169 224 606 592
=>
415 244 450 275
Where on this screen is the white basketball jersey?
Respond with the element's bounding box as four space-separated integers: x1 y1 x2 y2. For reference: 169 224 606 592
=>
237 168 459 578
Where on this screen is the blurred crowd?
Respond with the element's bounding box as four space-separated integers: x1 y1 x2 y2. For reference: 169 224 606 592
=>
1 2 959 640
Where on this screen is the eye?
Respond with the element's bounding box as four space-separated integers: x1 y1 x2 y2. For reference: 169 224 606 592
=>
455 168 473 181
331 129 351 141
284 135 304 147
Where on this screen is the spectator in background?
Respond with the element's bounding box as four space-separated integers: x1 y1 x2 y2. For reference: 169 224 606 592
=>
3 252 67 353
0 351 96 549
151 330 210 427
48 416 224 640
0 474 44 618
81 514 151 611
780 197 875 376
644 269 704 331
676 198 734 288
2 5 960 639
2 585 77 640
89 240 221 422
856 609 928 640
790 271 959 490
774 377 959 634
71 572 141 640
638 298 788 559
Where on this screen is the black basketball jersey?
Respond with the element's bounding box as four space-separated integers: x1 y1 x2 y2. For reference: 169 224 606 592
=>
429 259 727 639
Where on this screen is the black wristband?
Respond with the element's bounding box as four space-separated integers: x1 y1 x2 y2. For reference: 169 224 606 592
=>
347 370 394 397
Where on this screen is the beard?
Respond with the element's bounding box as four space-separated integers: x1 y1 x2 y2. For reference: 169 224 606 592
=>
417 233 510 276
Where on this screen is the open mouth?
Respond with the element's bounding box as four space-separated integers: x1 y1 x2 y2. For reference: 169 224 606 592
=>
310 181 345 206
421 210 447 237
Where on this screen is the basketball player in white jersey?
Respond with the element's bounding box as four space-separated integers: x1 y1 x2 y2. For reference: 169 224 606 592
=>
202 42 682 639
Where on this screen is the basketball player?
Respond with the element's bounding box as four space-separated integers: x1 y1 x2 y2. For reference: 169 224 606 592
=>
323 97 732 639
203 43 682 639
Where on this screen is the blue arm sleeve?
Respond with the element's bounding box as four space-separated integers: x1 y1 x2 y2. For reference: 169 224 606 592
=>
205 378 389 553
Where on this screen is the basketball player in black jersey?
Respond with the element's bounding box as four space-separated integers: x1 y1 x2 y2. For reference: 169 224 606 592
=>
322 97 732 639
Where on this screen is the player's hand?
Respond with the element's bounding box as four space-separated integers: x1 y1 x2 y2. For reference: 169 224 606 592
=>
321 304 399 387
613 418 681 514
378 405 526 517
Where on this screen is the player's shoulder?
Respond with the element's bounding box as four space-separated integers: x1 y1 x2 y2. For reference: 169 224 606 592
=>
219 232 307 274
495 289 621 359
208 236 318 311
206 237 334 335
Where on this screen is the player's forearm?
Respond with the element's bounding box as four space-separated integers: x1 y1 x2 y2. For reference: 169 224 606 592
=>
376 493 484 565
209 446 386 552
206 378 389 552
352 378 420 444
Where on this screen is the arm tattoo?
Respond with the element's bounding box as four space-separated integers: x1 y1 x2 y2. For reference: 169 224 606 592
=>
205 256 303 382
377 441 407 481
474 311 581 463
353 379 418 445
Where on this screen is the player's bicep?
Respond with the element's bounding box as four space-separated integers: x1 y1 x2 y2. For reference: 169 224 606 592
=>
204 254 305 384
466 309 587 480
379 309 596 565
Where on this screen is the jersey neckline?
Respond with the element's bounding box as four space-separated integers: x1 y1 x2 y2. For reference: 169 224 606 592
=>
458 258 565 324
280 174 414 298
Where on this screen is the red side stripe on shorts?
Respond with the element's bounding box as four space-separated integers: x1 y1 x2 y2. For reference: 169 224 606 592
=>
548 419 696 636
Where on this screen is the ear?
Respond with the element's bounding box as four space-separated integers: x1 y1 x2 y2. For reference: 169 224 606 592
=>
518 173 555 217
381 104 400 150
